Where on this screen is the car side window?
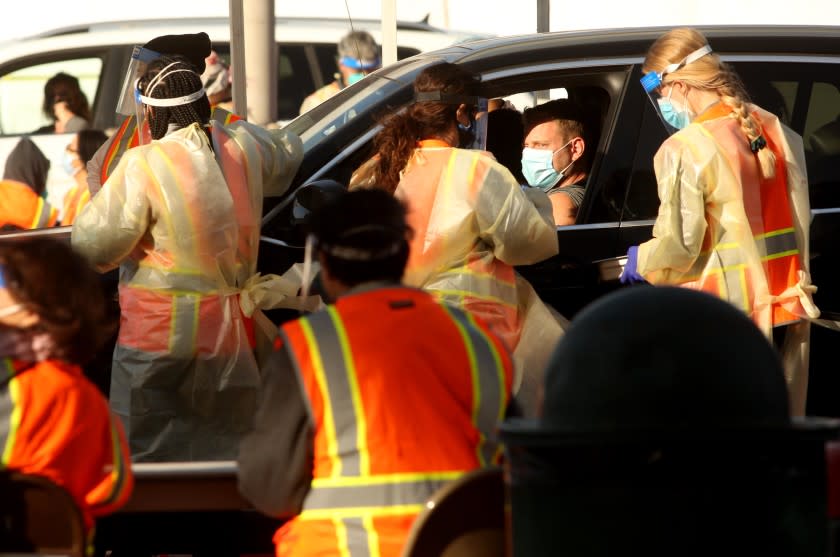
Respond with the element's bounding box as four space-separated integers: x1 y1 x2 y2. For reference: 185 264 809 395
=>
0 58 102 136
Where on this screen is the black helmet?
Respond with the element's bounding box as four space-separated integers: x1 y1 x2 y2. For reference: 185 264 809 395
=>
500 286 839 557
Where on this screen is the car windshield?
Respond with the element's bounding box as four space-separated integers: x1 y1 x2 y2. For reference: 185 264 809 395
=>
285 56 439 150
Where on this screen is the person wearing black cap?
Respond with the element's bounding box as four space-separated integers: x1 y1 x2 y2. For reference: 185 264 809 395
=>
71 54 304 461
85 31 242 197
238 188 515 557
500 285 839 557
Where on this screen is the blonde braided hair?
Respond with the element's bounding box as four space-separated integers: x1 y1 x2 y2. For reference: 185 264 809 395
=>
643 28 775 179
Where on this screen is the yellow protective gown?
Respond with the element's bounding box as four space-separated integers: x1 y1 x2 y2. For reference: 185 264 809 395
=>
351 142 563 402
636 103 819 414
71 121 303 461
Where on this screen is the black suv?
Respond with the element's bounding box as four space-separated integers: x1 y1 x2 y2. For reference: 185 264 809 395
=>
260 24 840 416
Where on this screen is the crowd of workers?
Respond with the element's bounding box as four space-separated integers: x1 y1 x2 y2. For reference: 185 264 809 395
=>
0 24 829 557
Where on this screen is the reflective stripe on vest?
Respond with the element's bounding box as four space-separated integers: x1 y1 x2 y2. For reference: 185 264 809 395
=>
0 359 21 465
30 197 54 229
102 117 137 184
296 303 506 512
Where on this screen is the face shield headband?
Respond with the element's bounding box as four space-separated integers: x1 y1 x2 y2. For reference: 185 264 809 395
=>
640 44 712 135
136 62 206 107
339 55 381 72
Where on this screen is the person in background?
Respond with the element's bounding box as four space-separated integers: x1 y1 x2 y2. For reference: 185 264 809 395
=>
486 106 526 184
34 72 91 134
61 128 108 225
619 27 819 415
238 188 514 557
0 137 57 230
298 30 381 115
71 55 303 461
0 237 133 537
349 62 563 414
521 99 593 225
86 31 242 197
201 49 233 108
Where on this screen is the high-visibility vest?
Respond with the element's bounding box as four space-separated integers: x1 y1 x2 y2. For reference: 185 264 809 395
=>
0 180 57 229
61 182 90 225
685 104 806 327
100 106 242 185
0 358 133 531
275 286 513 557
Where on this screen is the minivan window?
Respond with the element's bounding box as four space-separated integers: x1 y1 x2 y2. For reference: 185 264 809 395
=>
0 58 101 136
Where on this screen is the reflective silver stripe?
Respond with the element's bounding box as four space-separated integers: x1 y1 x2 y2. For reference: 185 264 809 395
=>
343 517 371 557
442 306 505 465
34 201 53 228
169 294 199 358
303 477 453 511
0 361 14 459
305 309 361 476
761 230 799 259
432 270 518 304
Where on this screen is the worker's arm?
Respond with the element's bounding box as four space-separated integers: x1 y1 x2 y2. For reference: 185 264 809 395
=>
85 413 134 517
237 340 313 518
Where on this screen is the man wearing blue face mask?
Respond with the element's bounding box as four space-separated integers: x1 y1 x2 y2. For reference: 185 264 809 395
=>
299 30 381 115
521 100 592 225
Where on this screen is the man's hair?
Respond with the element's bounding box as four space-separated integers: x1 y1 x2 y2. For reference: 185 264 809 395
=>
42 72 91 123
308 188 412 287
523 99 587 140
0 237 116 365
337 30 380 68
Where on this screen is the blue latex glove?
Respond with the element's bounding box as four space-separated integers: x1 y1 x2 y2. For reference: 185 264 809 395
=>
619 245 648 285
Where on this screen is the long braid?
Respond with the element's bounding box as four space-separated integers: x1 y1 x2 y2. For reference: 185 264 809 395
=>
716 65 776 179
138 55 211 140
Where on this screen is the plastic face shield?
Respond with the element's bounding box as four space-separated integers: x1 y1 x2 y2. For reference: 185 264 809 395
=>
116 46 161 117
640 44 712 135
414 91 489 151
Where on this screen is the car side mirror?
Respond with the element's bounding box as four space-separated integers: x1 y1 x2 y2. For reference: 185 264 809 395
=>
290 179 347 229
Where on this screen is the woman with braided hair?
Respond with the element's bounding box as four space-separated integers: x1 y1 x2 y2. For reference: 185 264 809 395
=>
619 28 819 415
71 55 304 460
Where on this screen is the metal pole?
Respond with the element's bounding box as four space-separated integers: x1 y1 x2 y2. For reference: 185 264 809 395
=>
537 0 550 33
243 0 276 125
381 0 398 67
229 0 247 119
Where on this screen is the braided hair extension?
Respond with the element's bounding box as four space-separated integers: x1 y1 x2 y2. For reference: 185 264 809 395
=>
137 55 211 140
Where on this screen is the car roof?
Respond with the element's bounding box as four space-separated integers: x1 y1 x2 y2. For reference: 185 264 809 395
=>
430 24 840 72
0 17 488 66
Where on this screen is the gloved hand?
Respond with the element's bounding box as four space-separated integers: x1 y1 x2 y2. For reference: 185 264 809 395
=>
619 246 648 285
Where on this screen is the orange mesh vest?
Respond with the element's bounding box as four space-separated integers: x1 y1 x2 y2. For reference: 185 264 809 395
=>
0 180 57 229
0 358 133 531
275 286 513 557
690 104 805 327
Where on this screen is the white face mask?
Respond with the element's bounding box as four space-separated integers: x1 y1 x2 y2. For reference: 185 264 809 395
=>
521 139 574 190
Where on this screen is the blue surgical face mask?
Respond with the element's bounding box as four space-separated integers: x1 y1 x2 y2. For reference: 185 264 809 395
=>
347 72 365 86
521 140 573 190
657 87 694 130
62 151 81 177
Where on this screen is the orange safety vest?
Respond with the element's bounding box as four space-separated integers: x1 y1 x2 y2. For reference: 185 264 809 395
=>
61 182 90 226
688 104 805 327
274 286 513 557
100 107 242 185
0 180 58 229
0 358 133 532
